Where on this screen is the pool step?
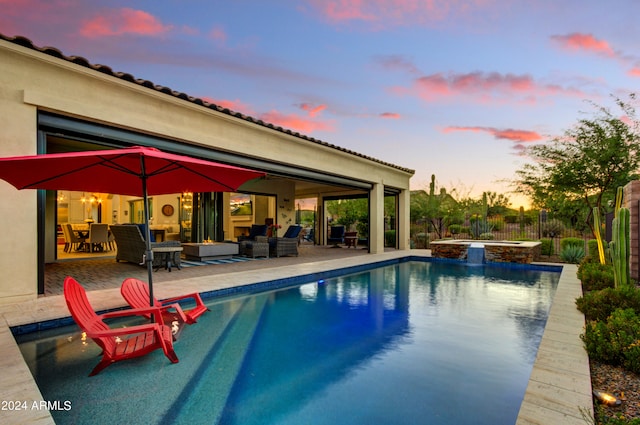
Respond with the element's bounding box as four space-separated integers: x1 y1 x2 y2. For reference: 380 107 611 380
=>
160 292 269 424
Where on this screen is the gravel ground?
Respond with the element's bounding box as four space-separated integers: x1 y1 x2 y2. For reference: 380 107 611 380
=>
591 360 640 422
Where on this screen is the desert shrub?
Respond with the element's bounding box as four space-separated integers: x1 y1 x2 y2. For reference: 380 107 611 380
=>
489 218 504 231
479 232 495 240
384 230 396 247
541 219 564 238
596 412 640 425
448 224 462 237
413 232 429 249
504 215 517 224
582 308 640 373
561 237 584 251
577 261 615 292
575 286 640 322
539 238 554 256
586 239 600 261
469 219 494 238
560 245 585 264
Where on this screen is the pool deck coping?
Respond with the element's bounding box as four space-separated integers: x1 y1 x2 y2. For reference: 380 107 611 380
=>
0 251 592 424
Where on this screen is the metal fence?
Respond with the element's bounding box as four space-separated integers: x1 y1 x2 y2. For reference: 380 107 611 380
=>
411 214 594 256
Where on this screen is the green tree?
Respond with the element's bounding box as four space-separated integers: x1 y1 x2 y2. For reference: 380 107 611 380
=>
514 94 640 236
410 175 461 238
326 198 368 231
484 191 511 216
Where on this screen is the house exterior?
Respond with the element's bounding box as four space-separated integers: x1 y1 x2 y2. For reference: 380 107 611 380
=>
0 34 414 305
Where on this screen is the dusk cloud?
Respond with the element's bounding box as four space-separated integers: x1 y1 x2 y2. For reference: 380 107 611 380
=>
260 110 334 133
375 55 421 75
79 8 172 38
380 112 401 119
299 103 327 117
208 26 227 43
305 0 491 28
392 71 582 104
201 97 333 133
551 33 615 57
443 126 543 143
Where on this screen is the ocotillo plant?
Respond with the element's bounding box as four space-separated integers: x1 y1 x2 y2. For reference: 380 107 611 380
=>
611 206 630 288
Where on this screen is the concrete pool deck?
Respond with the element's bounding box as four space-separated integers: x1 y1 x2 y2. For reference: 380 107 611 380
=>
0 251 591 424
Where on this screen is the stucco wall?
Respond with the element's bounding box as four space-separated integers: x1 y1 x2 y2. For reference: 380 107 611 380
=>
0 39 412 304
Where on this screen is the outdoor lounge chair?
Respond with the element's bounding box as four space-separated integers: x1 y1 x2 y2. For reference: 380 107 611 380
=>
121 277 209 325
269 225 303 257
63 276 179 376
110 224 182 268
327 225 345 246
237 224 268 243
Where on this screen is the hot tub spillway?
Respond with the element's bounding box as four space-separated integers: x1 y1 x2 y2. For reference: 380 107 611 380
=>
467 243 485 265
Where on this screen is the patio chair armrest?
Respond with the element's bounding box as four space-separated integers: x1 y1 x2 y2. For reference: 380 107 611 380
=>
158 302 189 324
89 323 163 338
100 306 165 321
161 293 206 307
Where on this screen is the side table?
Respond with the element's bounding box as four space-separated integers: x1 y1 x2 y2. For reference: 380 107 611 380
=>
344 232 358 249
153 247 183 272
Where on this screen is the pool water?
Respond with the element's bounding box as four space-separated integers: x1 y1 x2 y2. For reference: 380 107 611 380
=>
16 261 559 425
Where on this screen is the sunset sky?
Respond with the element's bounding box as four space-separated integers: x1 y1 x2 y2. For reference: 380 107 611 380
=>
2 0 639 208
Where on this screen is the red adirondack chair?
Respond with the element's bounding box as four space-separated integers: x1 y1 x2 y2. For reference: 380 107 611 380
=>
63 276 179 376
121 277 209 325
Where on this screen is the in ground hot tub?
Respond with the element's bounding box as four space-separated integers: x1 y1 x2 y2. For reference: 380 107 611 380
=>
429 239 542 264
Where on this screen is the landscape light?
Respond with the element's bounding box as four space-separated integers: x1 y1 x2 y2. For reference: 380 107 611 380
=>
593 390 622 406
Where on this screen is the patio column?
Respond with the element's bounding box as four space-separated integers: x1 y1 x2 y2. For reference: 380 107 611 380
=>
369 183 384 254
397 188 410 250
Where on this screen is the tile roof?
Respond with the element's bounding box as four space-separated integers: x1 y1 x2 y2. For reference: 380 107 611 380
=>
1 33 414 175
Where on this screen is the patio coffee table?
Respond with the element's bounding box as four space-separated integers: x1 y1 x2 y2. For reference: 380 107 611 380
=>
182 242 238 261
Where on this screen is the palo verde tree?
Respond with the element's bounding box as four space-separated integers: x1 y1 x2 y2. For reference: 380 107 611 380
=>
514 94 640 236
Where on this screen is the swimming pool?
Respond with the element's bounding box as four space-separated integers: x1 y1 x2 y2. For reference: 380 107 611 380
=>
16 260 559 424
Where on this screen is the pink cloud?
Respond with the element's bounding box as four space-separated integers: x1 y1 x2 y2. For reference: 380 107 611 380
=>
299 103 327 117
79 8 172 38
629 67 640 78
551 33 616 57
200 97 332 134
260 110 334 133
201 97 257 116
208 26 227 43
306 0 491 27
392 71 583 104
314 0 377 22
380 112 401 119
443 126 543 143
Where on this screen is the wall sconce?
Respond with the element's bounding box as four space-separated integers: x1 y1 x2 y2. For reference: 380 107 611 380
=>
593 390 622 406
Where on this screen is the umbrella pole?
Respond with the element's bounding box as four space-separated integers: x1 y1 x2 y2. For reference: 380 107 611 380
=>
140 157 155 309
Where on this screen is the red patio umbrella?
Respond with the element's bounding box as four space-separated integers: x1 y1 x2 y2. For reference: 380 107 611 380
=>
0 146 265 305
